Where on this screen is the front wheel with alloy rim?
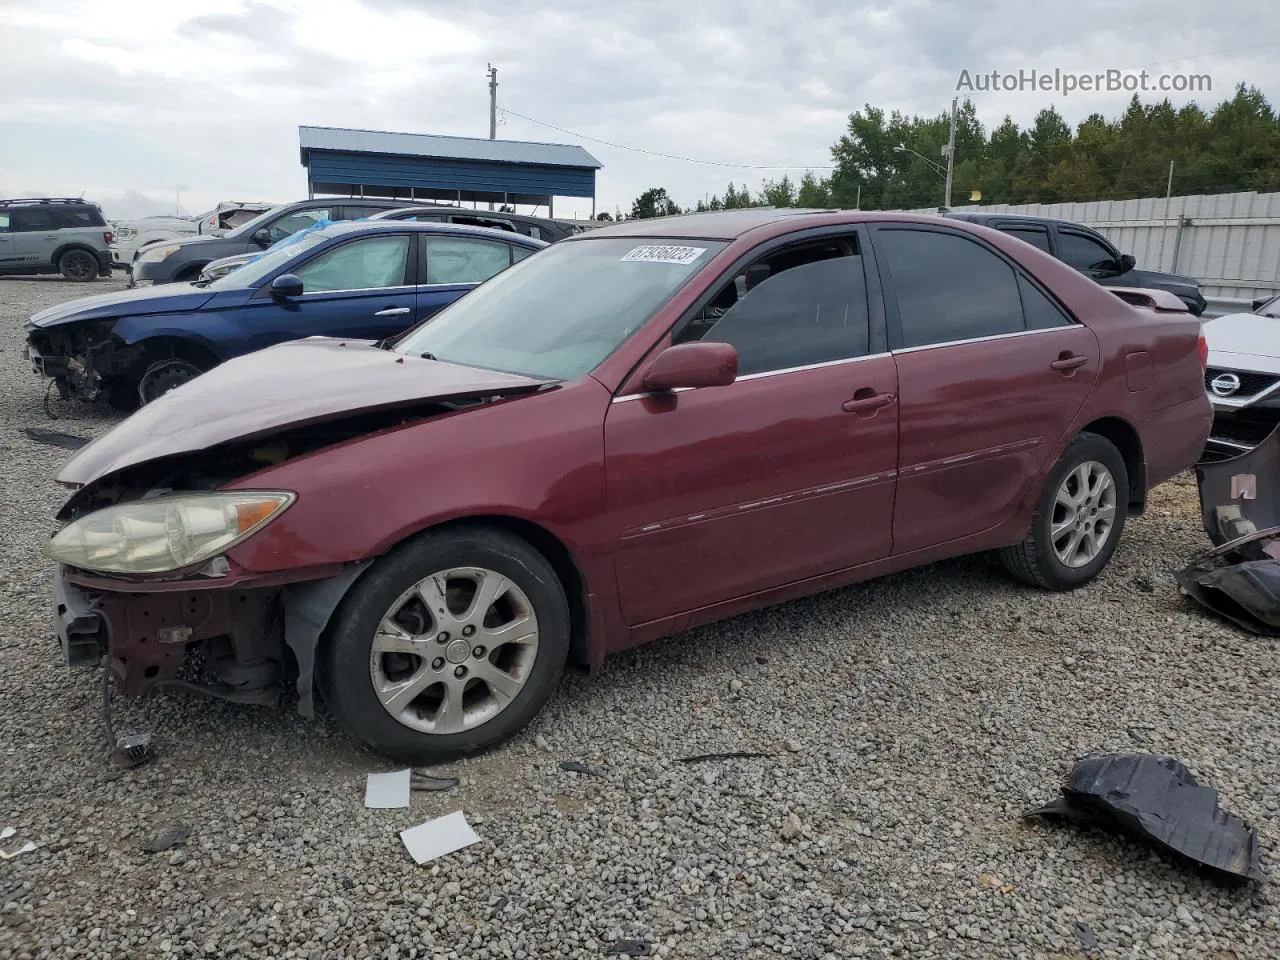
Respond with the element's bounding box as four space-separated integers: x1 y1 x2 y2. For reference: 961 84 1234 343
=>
321 527 570 764
59 249 99 282
999 432 1129 590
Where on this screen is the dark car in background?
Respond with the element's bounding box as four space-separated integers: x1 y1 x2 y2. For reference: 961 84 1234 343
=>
130 198 436 285
25 220 544 406
945 211 1207 316
369 205 577 242
0 198 113 282
43 209 1210 763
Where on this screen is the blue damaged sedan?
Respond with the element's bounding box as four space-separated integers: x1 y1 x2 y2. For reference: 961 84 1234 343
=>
24 220 545 408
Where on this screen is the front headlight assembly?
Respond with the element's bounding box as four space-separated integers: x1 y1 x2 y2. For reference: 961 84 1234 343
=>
136 243 183 263
44 492 295 575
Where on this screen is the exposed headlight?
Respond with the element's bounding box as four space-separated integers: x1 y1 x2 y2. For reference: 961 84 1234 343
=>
136 243 183 263
44 492 294 574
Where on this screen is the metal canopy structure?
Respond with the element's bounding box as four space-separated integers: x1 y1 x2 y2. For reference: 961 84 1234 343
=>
298 125 602 212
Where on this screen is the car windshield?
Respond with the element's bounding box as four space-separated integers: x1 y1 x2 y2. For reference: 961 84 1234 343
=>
206 231 331 290
392 237 724 379
223 204 287 240
1259 298 1280 318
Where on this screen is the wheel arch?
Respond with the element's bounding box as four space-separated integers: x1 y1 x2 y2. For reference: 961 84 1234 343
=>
318 514 594 672
129 334 223 373
1080 416 1146 515
50 242 102 268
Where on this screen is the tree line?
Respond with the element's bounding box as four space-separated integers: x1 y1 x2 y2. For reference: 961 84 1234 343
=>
614 83 1280 219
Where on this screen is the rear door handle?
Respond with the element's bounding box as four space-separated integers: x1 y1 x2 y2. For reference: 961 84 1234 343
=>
373 307 411 317
842 390 896 414
1050 354 1088 371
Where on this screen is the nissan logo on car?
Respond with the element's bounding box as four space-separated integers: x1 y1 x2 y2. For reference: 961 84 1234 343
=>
1210 373 1242 397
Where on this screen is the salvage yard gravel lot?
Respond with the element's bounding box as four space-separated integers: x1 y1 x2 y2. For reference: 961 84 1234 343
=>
2 277 1279 960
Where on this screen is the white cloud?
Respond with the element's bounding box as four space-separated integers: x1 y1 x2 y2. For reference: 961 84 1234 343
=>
0 0 1277 217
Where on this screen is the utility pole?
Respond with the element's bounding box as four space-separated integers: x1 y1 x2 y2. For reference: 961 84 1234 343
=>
943 97 957 210
487 64 498 210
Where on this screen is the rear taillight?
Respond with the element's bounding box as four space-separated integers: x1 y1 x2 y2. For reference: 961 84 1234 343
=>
1197 332 1208 368
104 231 113 244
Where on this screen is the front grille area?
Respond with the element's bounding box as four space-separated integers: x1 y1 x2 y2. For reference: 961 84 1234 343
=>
1205 367 1280 397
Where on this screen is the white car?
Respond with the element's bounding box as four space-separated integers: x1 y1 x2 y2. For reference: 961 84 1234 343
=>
1201 294 1280 460
110 201 274 272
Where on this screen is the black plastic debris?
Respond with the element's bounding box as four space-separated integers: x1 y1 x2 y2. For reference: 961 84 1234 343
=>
1026 753 1262 882
410 771 459 792
1177 557 1280 635
1074 922 1099 951
141 824 189 854
603 939 650 956
19 426 90 449
559 760 600 776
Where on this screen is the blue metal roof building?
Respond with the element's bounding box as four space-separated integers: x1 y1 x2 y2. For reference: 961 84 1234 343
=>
298 125 602 215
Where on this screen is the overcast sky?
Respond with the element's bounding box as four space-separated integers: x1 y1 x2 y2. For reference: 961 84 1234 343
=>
1 0 1277 220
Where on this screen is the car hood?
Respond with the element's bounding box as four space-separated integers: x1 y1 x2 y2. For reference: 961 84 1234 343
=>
56 338 549 486
1203 312 1280 360
27 283 215 328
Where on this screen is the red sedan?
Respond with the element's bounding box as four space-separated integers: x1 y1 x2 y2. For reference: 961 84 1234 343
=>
46 210 1212 762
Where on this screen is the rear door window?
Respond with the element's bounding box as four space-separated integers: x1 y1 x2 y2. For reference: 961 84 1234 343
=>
424 236 516 284
12 209 56 232
876 228 1025 348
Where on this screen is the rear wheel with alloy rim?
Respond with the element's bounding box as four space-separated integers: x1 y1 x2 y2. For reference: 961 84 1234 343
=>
999 432 1128 590
59 249 99 282
321 527 569 763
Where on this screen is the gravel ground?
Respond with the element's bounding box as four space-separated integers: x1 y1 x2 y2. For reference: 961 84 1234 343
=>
1 276 1278 959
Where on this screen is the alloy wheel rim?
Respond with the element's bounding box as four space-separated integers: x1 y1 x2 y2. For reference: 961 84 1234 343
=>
67 254 94 280
369 567 539 735
1050 460 1117 568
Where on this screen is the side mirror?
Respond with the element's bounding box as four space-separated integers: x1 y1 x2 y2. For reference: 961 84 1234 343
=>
1120 254 1136 272
252 228 272 247
269 273 304 299
641 342 738 392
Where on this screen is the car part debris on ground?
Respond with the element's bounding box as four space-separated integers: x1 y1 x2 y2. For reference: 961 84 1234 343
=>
410 771 460 792
1026 753 1262 882
18 426 89 449
603 938 651 956
100 669 153 769
400 811 481 865
0 827 37 861
1182 427 1280 632
364 769 412 809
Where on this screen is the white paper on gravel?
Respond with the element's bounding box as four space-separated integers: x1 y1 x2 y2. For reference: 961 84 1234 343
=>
364 769 412 809
400 811 482 865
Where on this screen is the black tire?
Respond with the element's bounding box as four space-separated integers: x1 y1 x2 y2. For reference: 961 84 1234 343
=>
320 526 570 764
999 432 1129 590
59 249 99 282
137 358 203 405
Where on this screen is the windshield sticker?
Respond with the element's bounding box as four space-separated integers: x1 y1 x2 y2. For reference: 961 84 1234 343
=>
620 244 707 266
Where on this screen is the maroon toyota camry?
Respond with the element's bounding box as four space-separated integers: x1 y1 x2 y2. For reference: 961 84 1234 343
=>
45 210 1212 762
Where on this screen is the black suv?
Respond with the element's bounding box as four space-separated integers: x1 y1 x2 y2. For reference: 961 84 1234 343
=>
131 198 434 285
0 198 113 282
945 211 1207 316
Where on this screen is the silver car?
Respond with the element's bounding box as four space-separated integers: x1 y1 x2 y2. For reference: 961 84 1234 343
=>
0 198 112 282
1202 295 1280 459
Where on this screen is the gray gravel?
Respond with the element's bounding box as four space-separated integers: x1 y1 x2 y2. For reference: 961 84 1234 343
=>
1 275 1279 958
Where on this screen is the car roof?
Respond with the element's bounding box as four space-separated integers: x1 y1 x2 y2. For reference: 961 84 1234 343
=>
944 211 1094 229
571 209 995 242
373 205 564 227
304 219 548 246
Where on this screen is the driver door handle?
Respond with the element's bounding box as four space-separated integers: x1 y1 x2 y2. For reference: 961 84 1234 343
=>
1050 354 1088 371
373 307 411 317
842 390 896 414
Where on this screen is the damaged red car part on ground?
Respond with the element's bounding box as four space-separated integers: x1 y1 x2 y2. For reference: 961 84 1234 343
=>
45 209 1212 763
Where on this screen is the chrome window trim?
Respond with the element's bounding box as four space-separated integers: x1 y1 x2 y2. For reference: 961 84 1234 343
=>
610 351 891 403
893 325 1071 355
286 283 418 298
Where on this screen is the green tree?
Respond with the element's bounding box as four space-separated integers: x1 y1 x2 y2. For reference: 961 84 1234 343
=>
757 175 796 207
629 187 682 219
795 171 832 207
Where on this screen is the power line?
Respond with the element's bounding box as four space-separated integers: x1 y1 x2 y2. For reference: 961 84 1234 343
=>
1136 38 1280 71
497 107 835 171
